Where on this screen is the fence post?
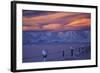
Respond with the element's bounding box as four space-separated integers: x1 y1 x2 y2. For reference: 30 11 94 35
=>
70 47 74 57
62 50 64 58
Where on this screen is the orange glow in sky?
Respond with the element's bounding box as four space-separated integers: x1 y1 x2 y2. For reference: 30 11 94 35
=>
23 11 91 31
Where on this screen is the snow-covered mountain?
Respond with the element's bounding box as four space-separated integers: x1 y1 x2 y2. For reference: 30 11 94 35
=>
23 30 90 44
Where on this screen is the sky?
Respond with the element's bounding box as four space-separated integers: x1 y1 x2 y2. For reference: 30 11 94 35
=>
22 10 91 31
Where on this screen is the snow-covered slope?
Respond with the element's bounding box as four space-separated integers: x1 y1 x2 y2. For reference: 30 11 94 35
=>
23 30 90 44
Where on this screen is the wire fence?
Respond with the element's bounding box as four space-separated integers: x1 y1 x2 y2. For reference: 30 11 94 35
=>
23 46 90 62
